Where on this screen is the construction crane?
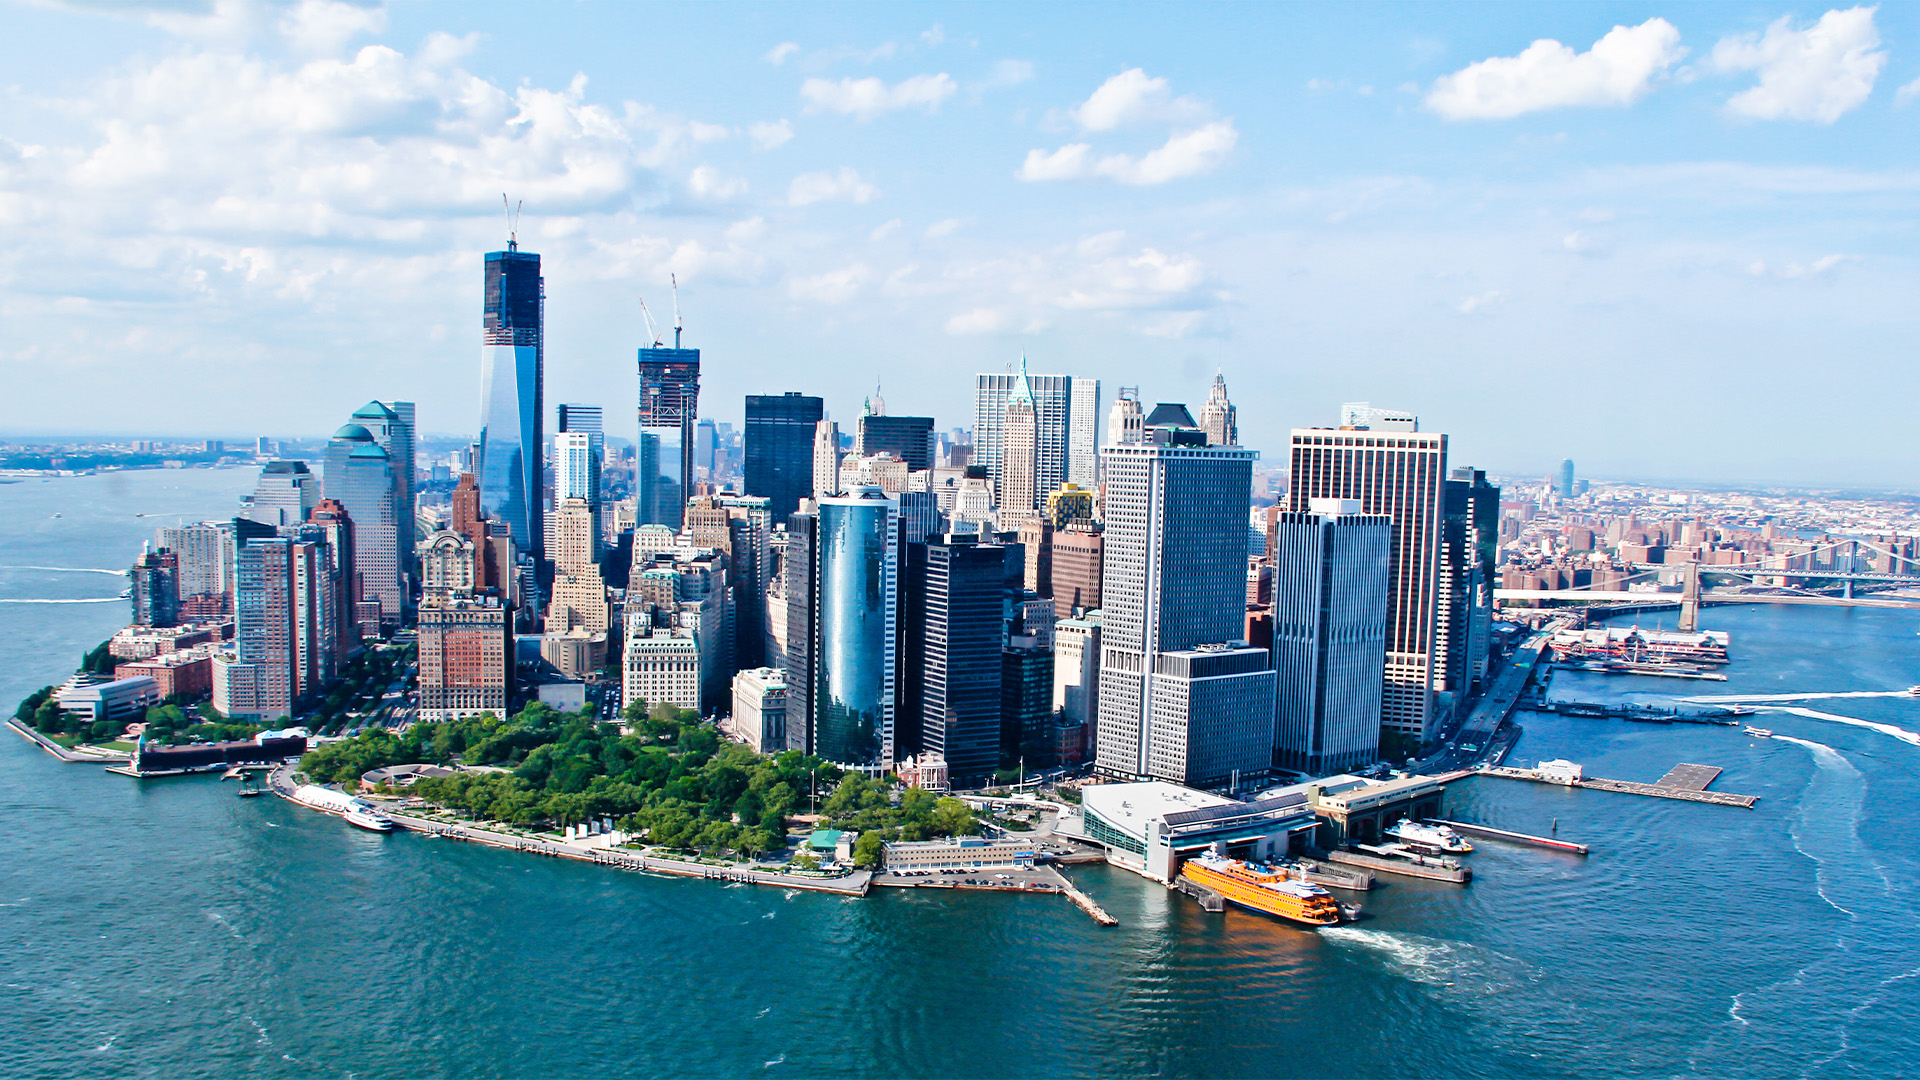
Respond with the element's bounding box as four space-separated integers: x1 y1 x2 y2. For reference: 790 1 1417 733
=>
671 272 683 349
501 193 522 250
637 295 664 348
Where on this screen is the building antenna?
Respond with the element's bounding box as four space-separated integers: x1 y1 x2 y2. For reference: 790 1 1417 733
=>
671 273 683 349
638 294 663 348
502 193 522 251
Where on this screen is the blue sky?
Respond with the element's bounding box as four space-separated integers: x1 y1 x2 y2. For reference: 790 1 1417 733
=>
2 1 1916 486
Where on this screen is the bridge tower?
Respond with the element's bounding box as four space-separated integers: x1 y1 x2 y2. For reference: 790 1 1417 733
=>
1678 561 1701 633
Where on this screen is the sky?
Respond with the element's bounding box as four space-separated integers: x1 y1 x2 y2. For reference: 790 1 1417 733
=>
1 1 1916 487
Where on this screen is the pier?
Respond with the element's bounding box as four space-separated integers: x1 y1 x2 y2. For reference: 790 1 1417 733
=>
1473 763 1758 808
1426 819 1589 855
1174 875 1225 912
1536 700 1740 725
1327 848 1472 884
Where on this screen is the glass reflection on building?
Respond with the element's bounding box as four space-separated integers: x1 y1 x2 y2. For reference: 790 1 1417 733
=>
815 487 897 766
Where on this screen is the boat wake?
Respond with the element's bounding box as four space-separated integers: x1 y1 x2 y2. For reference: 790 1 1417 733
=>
1683 691 1918 704
0 566 127 576
1758 706 1920 748
0 597 125 604
1320 927 1532 995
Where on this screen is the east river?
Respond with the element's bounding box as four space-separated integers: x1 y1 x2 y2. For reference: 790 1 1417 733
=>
2 468 1917 1078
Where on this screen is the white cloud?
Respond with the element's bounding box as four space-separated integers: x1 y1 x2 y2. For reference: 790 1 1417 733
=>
687 166 746 200
1070 68 1204 130
1425 18 1685 119
279 0 387 55
869 219 902 241
1018 121 1237 185
748 119 793 150
921 25 946 47
1752 253 1849 278
1457 290 1504 314
945 307 1004 335
1563 230 1592 252
764 42 800 66
787 263 870 304
1898 76 1920 106
924 218 962 239
1712 7 1885 123
787 167 878 206
800 74 957 120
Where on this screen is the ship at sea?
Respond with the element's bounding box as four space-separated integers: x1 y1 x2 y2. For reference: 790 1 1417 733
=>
1178 855 1352 927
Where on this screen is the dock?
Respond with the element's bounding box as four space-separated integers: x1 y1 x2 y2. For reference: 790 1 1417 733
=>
1536 700 1740 726
1294 858 1373 891
1654 763 1721 790
1061 879 1118 925
1473 763 1758 808
1552 660 1727 682
1426 819 1589 855
1327 848 1471 884
1173 875 1225 912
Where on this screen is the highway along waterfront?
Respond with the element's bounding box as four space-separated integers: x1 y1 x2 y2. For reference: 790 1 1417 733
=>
2 470 1919 1078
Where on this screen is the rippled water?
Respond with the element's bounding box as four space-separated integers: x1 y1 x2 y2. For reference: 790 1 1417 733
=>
2 470 1917 1078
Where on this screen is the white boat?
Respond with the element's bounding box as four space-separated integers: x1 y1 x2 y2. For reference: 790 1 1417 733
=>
1743 726 1773 738
344 806 396 832
1383 818 1473 853
292 783 395 832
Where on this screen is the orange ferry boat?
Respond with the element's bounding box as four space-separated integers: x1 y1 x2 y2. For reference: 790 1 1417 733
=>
1179 854 1349 927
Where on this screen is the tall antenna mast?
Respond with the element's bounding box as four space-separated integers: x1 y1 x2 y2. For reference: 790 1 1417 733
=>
671 273 683 349
502 193 522 251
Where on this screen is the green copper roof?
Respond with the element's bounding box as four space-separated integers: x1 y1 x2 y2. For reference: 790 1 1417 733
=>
331 423 374 441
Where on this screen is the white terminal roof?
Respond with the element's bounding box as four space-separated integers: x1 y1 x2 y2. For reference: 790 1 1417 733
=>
1081 781 1239 841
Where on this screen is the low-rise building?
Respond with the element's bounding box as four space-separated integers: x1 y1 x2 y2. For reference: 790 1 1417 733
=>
1285 773 1448 849
54 674 161 729
1077 780 1318 883
113 650 212 701
727 667 787 753
107 623 219 660
881 836 1039 873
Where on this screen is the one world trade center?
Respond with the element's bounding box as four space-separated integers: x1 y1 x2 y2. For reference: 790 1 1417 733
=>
478 238 544 565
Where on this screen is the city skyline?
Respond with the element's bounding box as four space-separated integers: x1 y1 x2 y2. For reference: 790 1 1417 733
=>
4 2 1918 487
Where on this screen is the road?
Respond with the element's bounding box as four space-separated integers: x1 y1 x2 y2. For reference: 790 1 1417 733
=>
1413 628 1555 775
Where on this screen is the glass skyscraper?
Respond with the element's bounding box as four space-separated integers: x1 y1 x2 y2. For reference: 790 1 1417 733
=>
479 245 543 561
744 392 822 526
637 346 699 531
814 487 897 767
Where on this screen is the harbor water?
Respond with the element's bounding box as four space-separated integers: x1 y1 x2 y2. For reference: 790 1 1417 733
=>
3 468 1918 1078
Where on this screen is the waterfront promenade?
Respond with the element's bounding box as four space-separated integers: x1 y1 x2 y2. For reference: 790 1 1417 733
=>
5 717 130 765
267 763 872 896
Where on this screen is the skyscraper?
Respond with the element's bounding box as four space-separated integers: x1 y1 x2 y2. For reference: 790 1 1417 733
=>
813 487 898 766
222 531 343 720
1198 372 1238 447
157 522 232 618
1067 377 1102 489
811 419 841 500
242 460 318 527
1095 432 1273 787
1271 499 1391 776
779 510 819 753
974 362 1093 511
897 533 1005 782
129 548 179 628
857 413 936 472
744 392 824 525
1001 370 1040 513
323 422 402 629
636 338 699 532
1288 411 1447 744
352 400 416 586
553 430 602 561
479 243 544 561
1440 468 1501 701
1557 458 1576 500
1106 387 1143 448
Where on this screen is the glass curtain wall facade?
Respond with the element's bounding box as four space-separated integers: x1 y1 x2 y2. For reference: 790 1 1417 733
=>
479 248 543 560
814 488 897 767
744 393 824 526
637 348 700 531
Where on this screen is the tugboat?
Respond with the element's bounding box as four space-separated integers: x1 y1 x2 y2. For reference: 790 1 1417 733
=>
1383 818 1474 853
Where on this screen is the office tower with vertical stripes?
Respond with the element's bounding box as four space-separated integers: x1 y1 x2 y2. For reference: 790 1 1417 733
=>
1287 411 1448 745
1095 433 1273 787
897 533 1006 783
1271 499 1391 776
479 242 543 562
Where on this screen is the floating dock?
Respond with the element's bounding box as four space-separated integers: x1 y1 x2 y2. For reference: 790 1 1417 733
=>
1426 819 1589 855
1328 848 1471 884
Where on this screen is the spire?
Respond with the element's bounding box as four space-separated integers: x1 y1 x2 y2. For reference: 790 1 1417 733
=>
1010 353 1034 405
